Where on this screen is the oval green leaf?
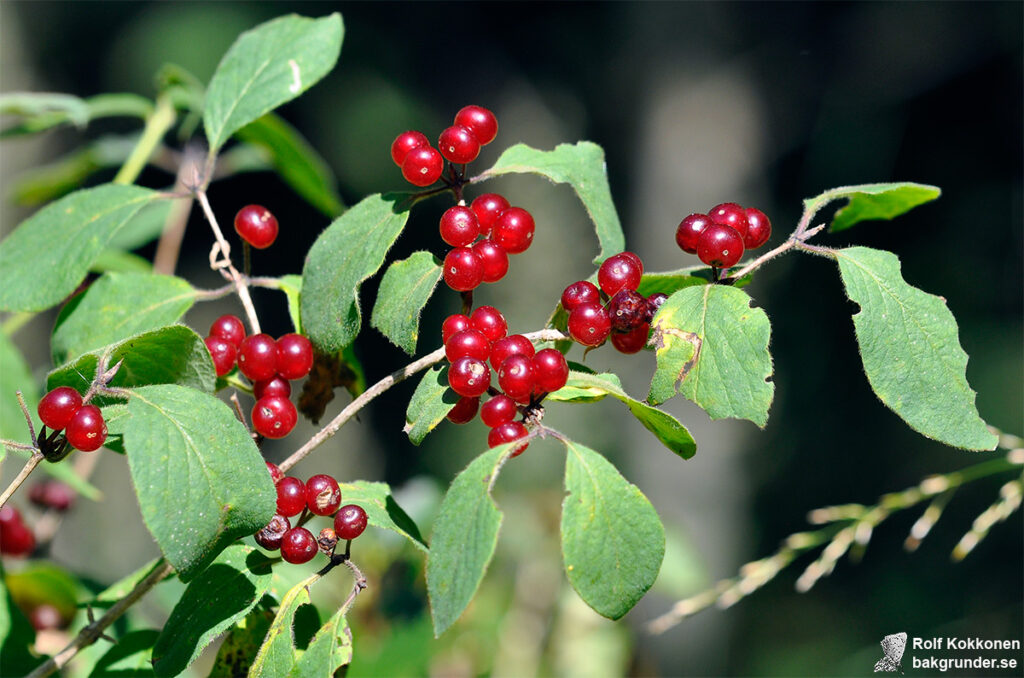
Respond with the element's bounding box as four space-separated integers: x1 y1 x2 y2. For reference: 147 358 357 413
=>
371 252 442 355
339 480 428 552
403 365 458 445
289 606 352 678
91 629 159 678
209 610 274 678
249 573 319 678
801 182 941 233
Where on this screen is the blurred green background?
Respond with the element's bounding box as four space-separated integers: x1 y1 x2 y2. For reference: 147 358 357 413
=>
1 2 1021 676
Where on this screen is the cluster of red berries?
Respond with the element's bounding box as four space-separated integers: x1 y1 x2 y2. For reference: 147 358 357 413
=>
36 386 107 452
0 504 35 557
234 204 279 249
256 462 369 564
439 194 535 291
560 252 666 354
391 105 499 187
204 315 313 439
442 305 569 456
676 202 771 269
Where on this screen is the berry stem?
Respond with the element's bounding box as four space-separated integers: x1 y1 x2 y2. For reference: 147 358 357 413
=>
721 224 828 284
243 241 252 278
460 290 473 316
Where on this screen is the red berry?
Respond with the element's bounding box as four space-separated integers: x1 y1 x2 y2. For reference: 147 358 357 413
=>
238 334 278 382
234 205 279 249
391 130 429 167
334 504 369 540
448 356 491 397
492 207 535 254
675 213 712 254
266 461 284 484
611 323 650 354
471 240 509 283
646 293 669 323
498 355 535 403
561 280 601 312
567 303 612 347
708 202 749 240
696 223 745 268
490 334 535 371
205 336 237 377
487 421 529 456
608 289 647 332
209 315 246 349
280 527 318 563
402 146 443 187
255 514 290 550
37 387 83 431
254 376 291 400
439 206 481 247
275 477 306 517
441 314 471 344
438 125 481 164
481 394 517 428
66 405 106 452
470 306 507 342
443 247 485 291
28 481 74 512
0 506 35 557
598 252 644 296
470 193 510 235
252 396 297 439
447 396 479 424
532 348 569 393
305 474 342 516
743 207 772 249
445 329 491 362
276 333 314 380
454 105 498 145
29 604 63 631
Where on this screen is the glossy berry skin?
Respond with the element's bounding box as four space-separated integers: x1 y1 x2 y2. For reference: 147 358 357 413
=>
209 314 246 349
445 329 491 362
498 355 535 403
492 207 535 254
611 323 650 354
402 146 444 187
561 280 600 312
441 314 471 344
281 527 318 564
276 333 314 380
238 334 278 382
454 105 498 145
37 387 83 431
439 206 480 247
708 202 749 239
488 421 529 456
532 348 569 393
598 252 644 296
234 205 279 249
266 461 284 484
205 336 237 377
275 477 306 517
490 334 535 370
448 356 491 397
252 396 297 439
66 405 106 452
568 303 612 347
609 289 648 332
470 193 510 234
334 504 369 540
305 474 342 516
29 481 74 512
696 223 745 268
675 213 713 254
481 394 517 428
472 240 509 283
0 506 35 557
255 514 290 550
438 125 481 164
743 207 771 249
446 396 479 424
470 306 507 342
254 376 291 400
391 130 429 166
443 247 485 291
645 293 669 323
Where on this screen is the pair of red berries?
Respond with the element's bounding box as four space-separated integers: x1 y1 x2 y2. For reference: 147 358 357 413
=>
0 505 35 557
440 194 535 291
234 204 279 250
391 105 499 187
676 202 772 269
37 386 107 452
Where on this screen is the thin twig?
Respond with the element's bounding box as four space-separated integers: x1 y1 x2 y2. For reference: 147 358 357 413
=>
340 557 368 615
17 390 36 443
723 224 827 283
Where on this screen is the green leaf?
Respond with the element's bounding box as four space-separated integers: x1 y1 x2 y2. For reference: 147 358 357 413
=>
152 545 274 677
371 252 442 355
203 13 343 153
278 274 304 333
249 574 318 678
89 249 153 274
91 629 159 678
478 142 624 264
0 566 37 677
426 445 512 637
0 184 160 311
89 559 168 609
648 285 774 427
301 194 410 352
560 440 665 620
636 268 711 297
107 198 174 251
290 606 352 678
834 247 996 450
208 610 274 678
236 114 343 217
339 480 428 552
403 365 458 445
0 92 152 137
47 325 216 398
0 331 39 446
122 385 277 579
1 92 90 128
51 273 196 364
801 182 941 233
548 371 696 459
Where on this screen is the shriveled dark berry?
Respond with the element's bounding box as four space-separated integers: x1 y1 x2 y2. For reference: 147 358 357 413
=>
608 289 647 332
255 514 291 550
645 293 669 323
